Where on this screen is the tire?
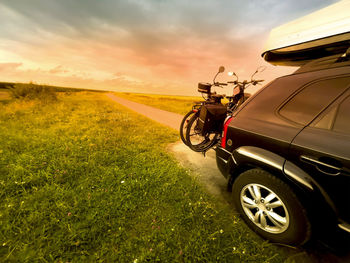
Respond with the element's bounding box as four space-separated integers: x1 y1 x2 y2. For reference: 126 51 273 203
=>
232 169 311 246
185 113 219 152
179 110 197 146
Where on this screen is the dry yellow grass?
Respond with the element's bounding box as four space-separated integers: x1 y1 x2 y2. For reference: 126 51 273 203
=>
0 91 10 101
114 92 202 115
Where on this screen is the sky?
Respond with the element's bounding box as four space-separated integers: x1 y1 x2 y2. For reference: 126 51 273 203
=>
0 0 339 96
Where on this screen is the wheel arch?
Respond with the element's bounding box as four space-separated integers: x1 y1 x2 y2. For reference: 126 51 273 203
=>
227 146 289 190
227 146 338 219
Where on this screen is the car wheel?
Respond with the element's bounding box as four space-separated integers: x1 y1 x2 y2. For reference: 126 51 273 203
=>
232 168 311 245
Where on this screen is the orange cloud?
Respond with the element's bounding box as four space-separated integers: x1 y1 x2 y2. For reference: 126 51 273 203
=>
1 0 328 95
0 62 22 72
49 65 69 74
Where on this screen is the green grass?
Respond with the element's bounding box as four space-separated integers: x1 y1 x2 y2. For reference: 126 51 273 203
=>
0 92 289 262
8 83 58 102
0 81 107 93
114 92 202 115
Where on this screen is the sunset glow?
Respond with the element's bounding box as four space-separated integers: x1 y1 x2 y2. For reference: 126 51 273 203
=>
0 0 338 95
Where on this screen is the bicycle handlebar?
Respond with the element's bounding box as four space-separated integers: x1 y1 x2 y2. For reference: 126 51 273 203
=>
227 79 263 86
213 82 228 86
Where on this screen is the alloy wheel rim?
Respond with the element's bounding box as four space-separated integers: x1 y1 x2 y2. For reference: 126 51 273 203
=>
240 183 289 234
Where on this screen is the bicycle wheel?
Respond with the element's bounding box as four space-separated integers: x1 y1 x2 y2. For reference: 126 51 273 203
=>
185 113 220 152
179 110 197 145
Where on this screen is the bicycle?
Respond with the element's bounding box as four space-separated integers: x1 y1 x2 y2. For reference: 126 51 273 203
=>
225 67 265 112
182 66 265 153
180 67 229 152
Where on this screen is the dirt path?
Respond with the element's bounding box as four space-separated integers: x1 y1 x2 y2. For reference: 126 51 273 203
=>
169 142 231 202
106 93 228 200
106 93 183 130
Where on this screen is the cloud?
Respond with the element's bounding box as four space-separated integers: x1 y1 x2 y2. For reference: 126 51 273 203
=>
49 65 69 74
0 62 22 72
1 0 334 51
0 0 338 95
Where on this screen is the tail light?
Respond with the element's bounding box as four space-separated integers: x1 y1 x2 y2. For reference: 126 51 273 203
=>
221 116 233 148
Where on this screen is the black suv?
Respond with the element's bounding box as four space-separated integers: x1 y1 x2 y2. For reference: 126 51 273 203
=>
216 54 350 245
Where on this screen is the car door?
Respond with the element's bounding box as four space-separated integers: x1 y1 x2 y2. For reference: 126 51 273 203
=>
288 87 350 223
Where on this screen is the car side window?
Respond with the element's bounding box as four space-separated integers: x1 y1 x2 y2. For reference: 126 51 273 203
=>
333 95 350 134
278 77 350 125
312 105 337 130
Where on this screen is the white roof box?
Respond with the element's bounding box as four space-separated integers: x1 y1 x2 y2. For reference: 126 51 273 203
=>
262 0 350 66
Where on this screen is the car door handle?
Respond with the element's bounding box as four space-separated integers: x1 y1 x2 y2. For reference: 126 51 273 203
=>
300 155 341 176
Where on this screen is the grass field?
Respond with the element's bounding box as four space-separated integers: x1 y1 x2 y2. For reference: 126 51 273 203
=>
0 92 290 262
0 81 107 93
0 91 10 101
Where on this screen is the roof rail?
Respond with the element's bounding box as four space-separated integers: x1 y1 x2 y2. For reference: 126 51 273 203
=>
294 48 350 74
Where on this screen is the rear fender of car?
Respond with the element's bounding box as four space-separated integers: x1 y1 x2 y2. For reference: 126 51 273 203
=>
228 146 337 216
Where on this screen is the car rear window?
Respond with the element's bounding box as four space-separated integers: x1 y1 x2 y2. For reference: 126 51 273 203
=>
278 77 350 125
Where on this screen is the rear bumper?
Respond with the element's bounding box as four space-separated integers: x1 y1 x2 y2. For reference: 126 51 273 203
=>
215 146 232 179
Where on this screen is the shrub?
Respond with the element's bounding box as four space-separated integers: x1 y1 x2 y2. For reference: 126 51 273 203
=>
9 83 57 102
